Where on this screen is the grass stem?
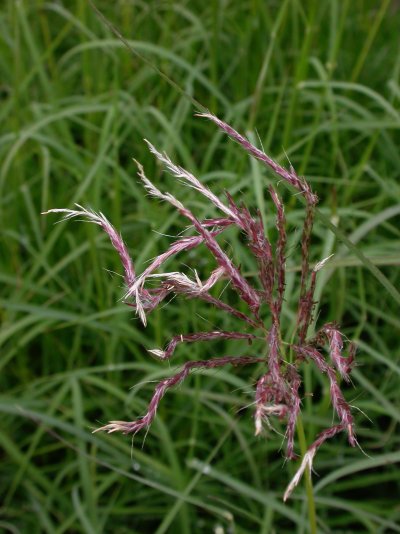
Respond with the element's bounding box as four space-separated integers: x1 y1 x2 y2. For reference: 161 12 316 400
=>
296 416 317 534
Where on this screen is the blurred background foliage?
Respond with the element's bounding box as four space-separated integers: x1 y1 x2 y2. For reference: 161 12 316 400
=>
1 0 400 532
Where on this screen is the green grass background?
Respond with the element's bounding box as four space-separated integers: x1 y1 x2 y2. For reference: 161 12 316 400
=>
1 0 400 532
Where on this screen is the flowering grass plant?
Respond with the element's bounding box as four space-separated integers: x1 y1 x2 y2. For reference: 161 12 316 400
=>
44 113 357 501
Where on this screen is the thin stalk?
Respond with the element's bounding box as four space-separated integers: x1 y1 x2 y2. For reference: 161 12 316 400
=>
296 416 317 534
285 336 316 529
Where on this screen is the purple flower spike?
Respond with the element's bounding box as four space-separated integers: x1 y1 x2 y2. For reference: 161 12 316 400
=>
148 331 258 360
44 114 357 501
196 112 318 206
94 356 264 435
42 205 136 286
323 323 354 381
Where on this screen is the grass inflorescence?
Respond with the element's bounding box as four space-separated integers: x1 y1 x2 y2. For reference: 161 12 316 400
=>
1 1 400 532
45 112 358 508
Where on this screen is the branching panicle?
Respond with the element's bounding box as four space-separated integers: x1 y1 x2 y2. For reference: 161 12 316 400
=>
44 113 356 501
268 186 286 324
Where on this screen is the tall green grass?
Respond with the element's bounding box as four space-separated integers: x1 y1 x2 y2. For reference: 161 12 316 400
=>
1 1 399 531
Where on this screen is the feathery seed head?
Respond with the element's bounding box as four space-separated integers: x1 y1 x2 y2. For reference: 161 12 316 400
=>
43 113 357 501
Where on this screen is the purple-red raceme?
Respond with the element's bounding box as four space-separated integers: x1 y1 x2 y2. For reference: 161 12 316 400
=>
44 113 357 501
